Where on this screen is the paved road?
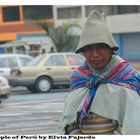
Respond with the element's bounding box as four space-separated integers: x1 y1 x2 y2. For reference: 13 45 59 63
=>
0 88 67 135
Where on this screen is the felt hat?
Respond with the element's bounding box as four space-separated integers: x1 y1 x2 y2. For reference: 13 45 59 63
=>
76 10 118 53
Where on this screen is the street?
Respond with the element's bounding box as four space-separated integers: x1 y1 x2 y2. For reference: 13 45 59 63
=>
0 87 68 135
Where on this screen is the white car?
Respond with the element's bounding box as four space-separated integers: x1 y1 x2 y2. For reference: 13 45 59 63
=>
0 76 10 103
0 54 33 81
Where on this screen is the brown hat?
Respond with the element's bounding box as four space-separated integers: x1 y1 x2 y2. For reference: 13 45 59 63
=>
76 10 119 53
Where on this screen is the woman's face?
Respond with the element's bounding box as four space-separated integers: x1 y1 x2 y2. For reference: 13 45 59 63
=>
83 43 112 70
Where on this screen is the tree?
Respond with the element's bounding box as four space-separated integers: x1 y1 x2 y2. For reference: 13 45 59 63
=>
39 22 80 52
23 6 80 52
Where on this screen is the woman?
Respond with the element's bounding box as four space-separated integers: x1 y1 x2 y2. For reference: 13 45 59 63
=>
58 10 140 135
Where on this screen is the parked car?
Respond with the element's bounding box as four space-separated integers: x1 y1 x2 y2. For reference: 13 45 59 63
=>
0 54 33 81
10 52 85 93
0 76 11 103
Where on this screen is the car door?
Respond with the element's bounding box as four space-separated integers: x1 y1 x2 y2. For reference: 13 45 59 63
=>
44 55 71 84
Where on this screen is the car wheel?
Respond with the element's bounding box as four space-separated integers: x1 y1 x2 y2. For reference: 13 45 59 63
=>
34 76 53 93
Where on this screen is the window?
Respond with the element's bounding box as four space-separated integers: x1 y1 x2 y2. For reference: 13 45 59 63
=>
45 55 66 66
16 46 26 54
0 57 18 68
66 54 85 65
0 58 7 67
57 7 82 19
23 6 53 20
8 57 18 68
6 47 13 53
121 33 140 60
28 44 41 57
28 54 45 66
2 6 20 22
18 57 33 66
85 5 113 17
117 6 138 14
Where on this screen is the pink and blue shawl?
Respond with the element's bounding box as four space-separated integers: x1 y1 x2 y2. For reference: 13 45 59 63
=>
70 60 140 120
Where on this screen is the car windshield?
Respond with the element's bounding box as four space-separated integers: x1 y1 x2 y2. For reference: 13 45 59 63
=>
19 57 33 66
28 54 45 66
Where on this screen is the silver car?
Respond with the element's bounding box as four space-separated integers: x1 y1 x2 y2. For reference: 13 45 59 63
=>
0 76 10 103
0 54 33 81
11 52 85 93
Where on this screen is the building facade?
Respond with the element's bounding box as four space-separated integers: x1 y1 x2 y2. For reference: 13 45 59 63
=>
53 5 140 62
0 5 56 56
1 5 140 62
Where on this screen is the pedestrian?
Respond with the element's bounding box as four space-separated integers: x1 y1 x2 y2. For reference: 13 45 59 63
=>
58 10 140 135
49 47 54 53
41 49 46 54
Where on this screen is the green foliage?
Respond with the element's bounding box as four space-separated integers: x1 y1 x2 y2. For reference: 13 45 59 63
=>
39 22 80 52
23 6 80 52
